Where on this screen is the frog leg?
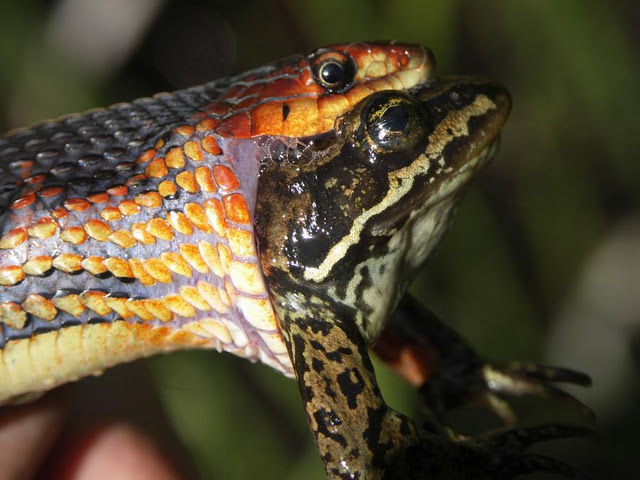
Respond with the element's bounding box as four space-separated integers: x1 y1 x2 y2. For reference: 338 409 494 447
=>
373 295 593 425
268 285 589 479
270 288 427 479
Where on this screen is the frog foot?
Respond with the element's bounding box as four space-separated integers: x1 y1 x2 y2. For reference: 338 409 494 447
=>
392 420 593 479
464 423 595 478
420 360 594 426
377 295 593 425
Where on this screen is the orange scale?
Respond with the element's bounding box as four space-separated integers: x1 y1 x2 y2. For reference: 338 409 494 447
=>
202 136 221 155
145 157 169 178
158 180 178 198
22 294 57 321
24 174 46 185
84 219 112 241
0 265 26 286
196 118 219 132
143 258 172 283
317 94 351 121
107 185 128 197
64 198 91 212
162 294 196 318
28 217 58 239
259 77 313 99
126 174 148 187
179 243 209 273
50 207 68 219
52 253 83 273
80 290 110 316
250 102 284 136
22 255 53 276
234 96 258 110
184 141 203 162
240 82 265 98
280 97 321 137
344 82 374 106
175 125 195 137
137 149 156 164
118 200 141 216
100 206 122 222
81 256 108 276
198 240 223 277
176 171 198 193
217 243 232 273
128 258 155 285
60 226 87 245
160 252 192 278
0 227 28 249
146 218 174 241
108 230 137 249
0 302 27 329
125 299 154 321
203 198 227 237
134 191 163 208
195 166 216 193
222 194 251 224
227 228 255 258
185 203 213 234
215 113 251 138
165 147 186 169
104 257 134 279
131 223 155 245
166 211 194 236
212 165 239 192
205 103 230 116
11 193 35 210
87 192 109 204
38 186 64 198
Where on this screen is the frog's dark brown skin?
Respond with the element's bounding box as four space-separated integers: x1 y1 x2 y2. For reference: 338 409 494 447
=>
0 42 592 479
256 79 590 479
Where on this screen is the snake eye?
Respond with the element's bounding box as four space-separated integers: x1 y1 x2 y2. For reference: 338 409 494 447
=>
363 92 427 154
311 50 356 93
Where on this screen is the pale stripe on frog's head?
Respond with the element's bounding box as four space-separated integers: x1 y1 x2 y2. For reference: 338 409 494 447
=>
256 76 511 341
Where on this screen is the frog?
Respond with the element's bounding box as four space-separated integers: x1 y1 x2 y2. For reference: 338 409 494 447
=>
0 41 591 479
256 76 592 479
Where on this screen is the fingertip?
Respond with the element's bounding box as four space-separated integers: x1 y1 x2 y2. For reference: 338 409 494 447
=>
47 423 185 480
0 388 70 480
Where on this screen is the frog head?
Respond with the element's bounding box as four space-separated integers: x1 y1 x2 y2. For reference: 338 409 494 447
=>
256 76 511 342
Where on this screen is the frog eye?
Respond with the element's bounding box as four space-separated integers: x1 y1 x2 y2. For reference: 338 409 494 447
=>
310 51 356 93
363 92 427 154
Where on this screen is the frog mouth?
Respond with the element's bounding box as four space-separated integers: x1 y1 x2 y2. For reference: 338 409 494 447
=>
421 134 501 211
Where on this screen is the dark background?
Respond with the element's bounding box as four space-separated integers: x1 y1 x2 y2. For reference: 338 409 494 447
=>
1 1 639 478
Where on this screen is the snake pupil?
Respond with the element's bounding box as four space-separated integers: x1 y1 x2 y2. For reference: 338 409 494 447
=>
320 62 344 85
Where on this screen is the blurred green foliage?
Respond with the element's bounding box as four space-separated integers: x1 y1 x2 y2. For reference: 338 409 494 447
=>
1 1 638 478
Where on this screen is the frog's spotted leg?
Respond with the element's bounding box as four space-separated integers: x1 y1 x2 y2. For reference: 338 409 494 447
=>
267 288 591 479
0 41 433 405
374 295 593 425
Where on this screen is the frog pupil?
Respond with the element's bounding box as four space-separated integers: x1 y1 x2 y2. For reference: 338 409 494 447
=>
320 61 344 85
379 105 409 133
